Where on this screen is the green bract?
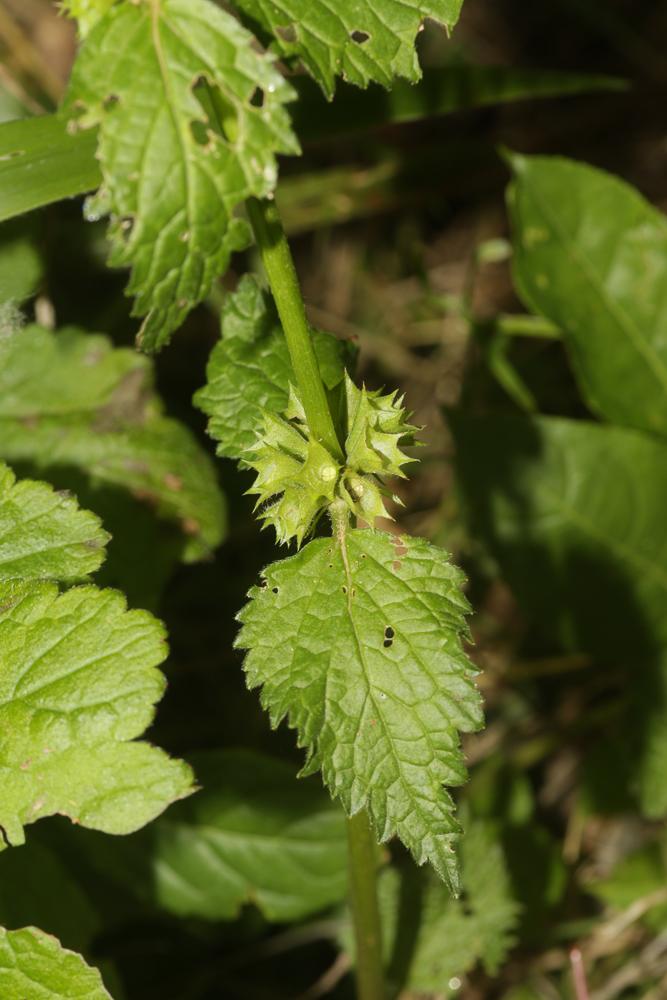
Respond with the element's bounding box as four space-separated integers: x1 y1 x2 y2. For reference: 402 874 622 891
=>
238 527 482 892
64 0 299 351
245 375 418 546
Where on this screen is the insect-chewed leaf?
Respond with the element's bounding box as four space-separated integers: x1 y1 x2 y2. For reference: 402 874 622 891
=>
0 926 112 999
64 0 299 351
0 463 108 582
0 580 194 848
234 0 465 98
194 275 352 460
237 527 482 892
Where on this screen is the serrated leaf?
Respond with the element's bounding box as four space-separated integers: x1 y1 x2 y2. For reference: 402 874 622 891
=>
0 325 225 562
0 927 112 1000
452 412 667 817
362 822 518 994
0 579 193 848
194 275 352 460
70 749 348 922
237 527 482 891
0 464 108 582
506 152 667 436
234 0 464 98
65 0 299 351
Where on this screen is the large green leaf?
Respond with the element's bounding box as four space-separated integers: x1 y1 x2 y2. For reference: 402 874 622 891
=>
147 749 348 920
0 579 193 847
64 0 298 351
0 464 107 581
0 927 112 999
234 0 464 98
452 413 667 815
194 275 353 460
237 527 482 892
0 325 225 562
70 749 348 922
507 153 667 436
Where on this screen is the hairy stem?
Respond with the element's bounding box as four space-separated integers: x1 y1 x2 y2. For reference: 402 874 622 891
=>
246 197 344 460
347 811 386 1000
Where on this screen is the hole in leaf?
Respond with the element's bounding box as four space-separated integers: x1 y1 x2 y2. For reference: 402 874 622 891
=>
192 75 238 143
250 87 265 108
383 625 394 648
350 29 370 43
190 120 210 146
276 23 297 43
383 639 393 649
259 579 268 589
272 586 279 595
342 585 348 595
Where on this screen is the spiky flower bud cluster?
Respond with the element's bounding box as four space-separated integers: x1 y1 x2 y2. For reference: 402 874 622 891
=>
245 374 418 545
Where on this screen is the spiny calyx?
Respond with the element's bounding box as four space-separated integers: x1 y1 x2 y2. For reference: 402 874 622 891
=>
245 374 418 545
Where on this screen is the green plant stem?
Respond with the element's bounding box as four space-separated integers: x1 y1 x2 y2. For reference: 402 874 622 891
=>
246 197 344 460
346 811 386 1000
248 198 384 1000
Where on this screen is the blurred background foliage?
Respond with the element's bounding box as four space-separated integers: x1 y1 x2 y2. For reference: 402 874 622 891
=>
1 0 667 997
